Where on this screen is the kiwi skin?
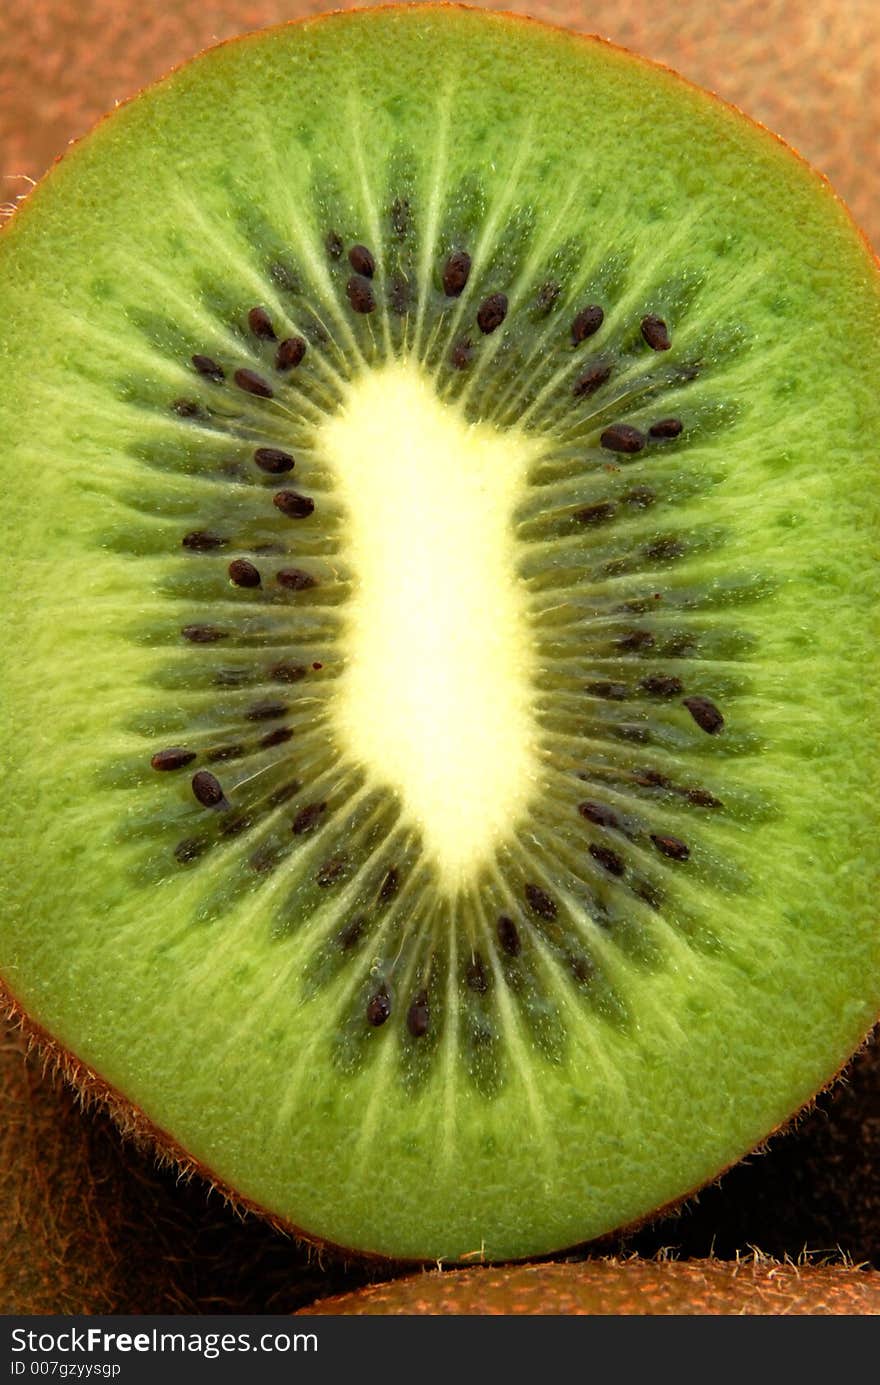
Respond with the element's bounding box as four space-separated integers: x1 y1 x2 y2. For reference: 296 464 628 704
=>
0 1005 390 1314
2 2 879 1299
301 1258 880 1315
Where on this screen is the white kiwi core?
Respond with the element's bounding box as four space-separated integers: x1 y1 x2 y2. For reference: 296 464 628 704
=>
321 361 541 887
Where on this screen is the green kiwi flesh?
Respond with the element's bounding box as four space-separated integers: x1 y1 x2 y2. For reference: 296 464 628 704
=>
1 6 879 1263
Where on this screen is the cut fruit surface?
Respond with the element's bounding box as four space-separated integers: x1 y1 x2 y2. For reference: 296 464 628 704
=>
1 6 879 1263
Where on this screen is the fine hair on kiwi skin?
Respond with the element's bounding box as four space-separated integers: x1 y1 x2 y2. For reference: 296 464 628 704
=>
1 4 879 1266
300 1256 880 1316
0 1008 396 1314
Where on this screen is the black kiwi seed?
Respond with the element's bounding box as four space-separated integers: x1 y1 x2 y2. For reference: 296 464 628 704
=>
476 293 508 334
172 398 203 418
651 834 690 861
589 844 626 877
641 314 672 351
645 536 686 562
338 916 365 949
269 662 307 683
573 362 612 399
617 629 655 652
248 306 276 340
182 530 226 551
634 881 663 910
325 229 343 259
450 338 473 370
683 695 725 734
260 726 293 748
649 417 683 439
496 916 521 956
277 567 318 591
600 423 646 454
254 446 295 474
228 558 261 588
249 844 280 875
525 882 557 921
571 305 604 343
181 624 227 643
633 768 668 788
536 281 561 313
579 801 621 829
266 780 301 808
640 673 684 697
246 700 288 722
191 354 225 381
273 490 315 519
569 955 594 984
275 337 307 371
346 275 376 314
269 262 297 291
407 992 430 1038
367 987 392 1027
206 744 245 763
348 244 375 277
174 837 206 865
586 680 629 700
191 770 226 809
442 250 471 297
575 501 615 526
466 954 490 993
317 856 348 887
292 802 326 835
234 368 274 398
221 815 254 840
388 273 410 315
150 747 196 772
619 597 662 616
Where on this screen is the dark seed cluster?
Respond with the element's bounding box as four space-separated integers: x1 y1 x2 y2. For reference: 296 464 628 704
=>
133 193 752 1091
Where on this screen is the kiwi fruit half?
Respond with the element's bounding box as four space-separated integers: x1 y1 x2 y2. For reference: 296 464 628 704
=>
1 5 879 1265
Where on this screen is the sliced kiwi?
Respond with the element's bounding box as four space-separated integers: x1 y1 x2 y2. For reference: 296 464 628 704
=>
1 7 878 1263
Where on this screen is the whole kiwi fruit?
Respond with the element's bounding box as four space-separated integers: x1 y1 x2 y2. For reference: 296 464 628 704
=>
301 1258 880 1315
1 4 878 1267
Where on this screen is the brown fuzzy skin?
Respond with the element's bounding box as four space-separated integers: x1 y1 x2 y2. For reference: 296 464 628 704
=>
0 1009 393 1313
1 0 879 1312
301 1258 880 1315
1 0 877 248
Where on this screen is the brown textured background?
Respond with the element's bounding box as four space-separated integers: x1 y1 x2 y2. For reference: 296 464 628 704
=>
1 0 879 248
1 0 878 1315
